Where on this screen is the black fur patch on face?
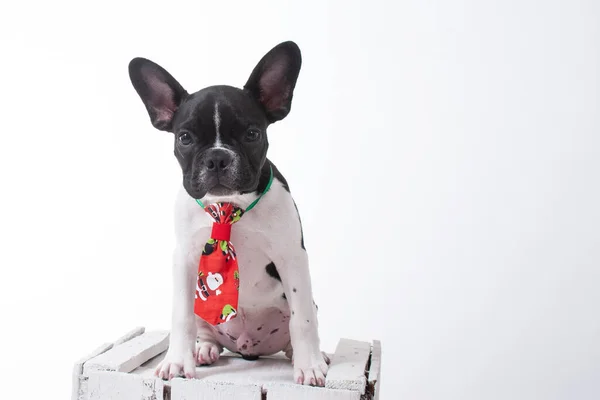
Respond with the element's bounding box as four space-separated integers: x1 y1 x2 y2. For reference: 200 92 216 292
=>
265 262 281 281
128 41 302 200
172 86 270 199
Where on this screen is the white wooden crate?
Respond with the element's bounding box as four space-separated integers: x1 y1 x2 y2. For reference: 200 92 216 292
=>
72 327 382 400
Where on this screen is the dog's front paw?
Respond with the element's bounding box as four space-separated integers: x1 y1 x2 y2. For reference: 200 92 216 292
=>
286 347 331 366
293 351 329 386
155 349 196 380
196 341 222 365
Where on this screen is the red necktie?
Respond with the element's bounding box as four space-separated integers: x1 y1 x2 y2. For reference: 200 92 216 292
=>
193 202 243 325
193 166 274 325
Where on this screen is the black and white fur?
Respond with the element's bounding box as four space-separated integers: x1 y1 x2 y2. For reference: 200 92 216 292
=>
128 41 328 386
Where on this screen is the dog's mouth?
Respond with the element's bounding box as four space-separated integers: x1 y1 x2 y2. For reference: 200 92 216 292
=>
185 166 259 200
207 182 236 196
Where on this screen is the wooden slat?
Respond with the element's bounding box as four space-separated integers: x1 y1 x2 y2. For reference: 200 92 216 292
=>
87 371 163 400
113 326 145 346
133 351 293 384
367 340 382 400
171 378 262 400
325 338 371 394
84 330 170 374
71 342 114 400
72 327 147 400
75 331 383 399
264 383 361 400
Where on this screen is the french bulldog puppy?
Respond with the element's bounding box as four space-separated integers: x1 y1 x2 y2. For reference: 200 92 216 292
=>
128 41 328 386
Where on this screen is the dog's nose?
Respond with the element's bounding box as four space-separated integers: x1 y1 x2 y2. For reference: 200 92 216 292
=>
203 149 233 172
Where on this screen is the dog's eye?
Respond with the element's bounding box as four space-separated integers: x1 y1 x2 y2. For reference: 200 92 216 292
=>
178 132 194 146
245 128 261 142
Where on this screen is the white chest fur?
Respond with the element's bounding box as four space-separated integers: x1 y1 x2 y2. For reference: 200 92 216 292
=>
173 180 304 356
174 178 303 285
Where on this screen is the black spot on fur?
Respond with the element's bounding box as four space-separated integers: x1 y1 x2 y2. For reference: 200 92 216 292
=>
257 326 263 331
306 319 310 323
265 262 281 281
293 200 306 250
293 288 297 293
254 161 303 249
282 293 287 300
254 159 289 194
272 162 290 192
270 328 279 335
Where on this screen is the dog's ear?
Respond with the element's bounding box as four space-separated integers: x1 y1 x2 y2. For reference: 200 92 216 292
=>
244 41 302 123
128 58 188 132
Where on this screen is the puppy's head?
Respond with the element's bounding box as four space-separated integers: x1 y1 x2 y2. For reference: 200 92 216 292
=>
128 42 301 199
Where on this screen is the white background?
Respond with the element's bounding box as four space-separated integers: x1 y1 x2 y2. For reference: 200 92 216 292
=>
0 1 598 399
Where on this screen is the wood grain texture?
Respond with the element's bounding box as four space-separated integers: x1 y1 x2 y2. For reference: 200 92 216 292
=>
113 326 146 346
87 371 163 400
84 330 170 374
74 329 382 399
171 378 262 400
264 383 361 400
325 339 372 394
368 340 382 400
134 351 294 385
72 342 114 400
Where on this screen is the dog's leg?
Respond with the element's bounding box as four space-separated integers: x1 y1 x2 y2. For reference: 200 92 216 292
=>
195 318 223 365
274 249 328 386
155 246 197 379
